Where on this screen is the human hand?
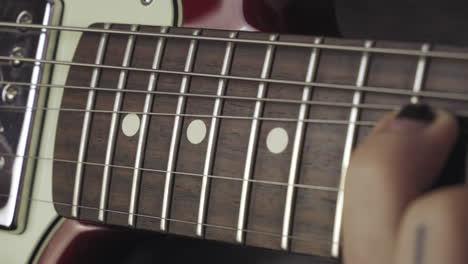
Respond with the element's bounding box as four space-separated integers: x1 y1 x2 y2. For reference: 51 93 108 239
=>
343 104 465 264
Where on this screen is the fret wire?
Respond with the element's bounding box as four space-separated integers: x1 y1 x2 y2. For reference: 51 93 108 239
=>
411 44 431 104
160 29 201 232
98 25 138 222
331 40 374 258
128 26 168 227
1 104 386 125
196 32 238 237
71 23 111 218
281 37 323 251
4 56 468 103
237 34 278 244
5 22 468 61
0 192 334 245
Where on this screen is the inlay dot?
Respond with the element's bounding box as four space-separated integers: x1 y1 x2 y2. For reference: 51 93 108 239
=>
121 113 140 137
187 119 207 145
266 127 289 154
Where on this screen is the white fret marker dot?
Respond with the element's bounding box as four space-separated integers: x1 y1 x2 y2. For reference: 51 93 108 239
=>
267 127 289 154
187 119 207 145
121 114 140 137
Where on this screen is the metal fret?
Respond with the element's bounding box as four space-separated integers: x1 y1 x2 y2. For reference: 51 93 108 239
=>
98 25 139 222
196 32 238 237
411 44 431 104
331 40 374 257
236 34 278 243
128 27 169 227
160 29 201 232
280 38 323 250
71 23 111 218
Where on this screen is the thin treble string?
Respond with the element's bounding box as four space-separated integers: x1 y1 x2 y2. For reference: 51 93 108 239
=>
0 80 398 112
1 152 340 192
2 80 468 118
0 105 379 125
2 21 468 61
2 56 468 104
0 193 334 244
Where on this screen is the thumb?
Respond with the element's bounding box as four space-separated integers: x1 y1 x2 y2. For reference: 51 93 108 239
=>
342 104 459 264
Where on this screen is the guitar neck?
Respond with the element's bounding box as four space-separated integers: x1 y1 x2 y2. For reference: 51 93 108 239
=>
53 23 468 257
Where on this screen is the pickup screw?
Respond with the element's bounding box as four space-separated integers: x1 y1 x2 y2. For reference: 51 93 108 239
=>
2 84 19 104
10 47 25 67
16 11 33 25
141 0 154 6
0 156 5 170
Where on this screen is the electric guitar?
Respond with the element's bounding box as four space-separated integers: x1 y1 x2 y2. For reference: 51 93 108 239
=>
0 0 467 263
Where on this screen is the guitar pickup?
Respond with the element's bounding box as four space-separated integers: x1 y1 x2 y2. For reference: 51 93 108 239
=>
0 0 59 230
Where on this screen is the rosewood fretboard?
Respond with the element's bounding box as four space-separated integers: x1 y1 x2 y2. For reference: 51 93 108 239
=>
53 23 468 258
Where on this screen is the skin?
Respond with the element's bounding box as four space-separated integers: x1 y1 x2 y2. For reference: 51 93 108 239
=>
343 108 468 264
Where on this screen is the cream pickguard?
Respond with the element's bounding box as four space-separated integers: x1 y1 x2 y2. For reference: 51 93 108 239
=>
0 1 180 262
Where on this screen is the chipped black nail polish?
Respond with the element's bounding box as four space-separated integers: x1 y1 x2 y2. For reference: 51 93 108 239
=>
396 104 435 123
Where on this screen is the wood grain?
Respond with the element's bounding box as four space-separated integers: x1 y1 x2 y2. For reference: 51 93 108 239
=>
53 23 468 260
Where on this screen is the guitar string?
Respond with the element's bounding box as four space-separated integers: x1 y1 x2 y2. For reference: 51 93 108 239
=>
2 80 468 117
3 56 468 104
0 105 379 126
2 80 468 118
0 193 335 245
2 21 468 61
0 80 398 112
1 152 340 192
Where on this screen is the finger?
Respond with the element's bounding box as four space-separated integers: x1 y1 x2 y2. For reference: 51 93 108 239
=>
394 186 468 264
342 104 459 264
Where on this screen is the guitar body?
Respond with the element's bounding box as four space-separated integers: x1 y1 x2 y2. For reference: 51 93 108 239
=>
0 1 331 263
3 1 466 263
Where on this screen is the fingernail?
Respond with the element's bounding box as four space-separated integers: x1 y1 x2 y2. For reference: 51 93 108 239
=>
390 104 435 131
396 103 435 121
